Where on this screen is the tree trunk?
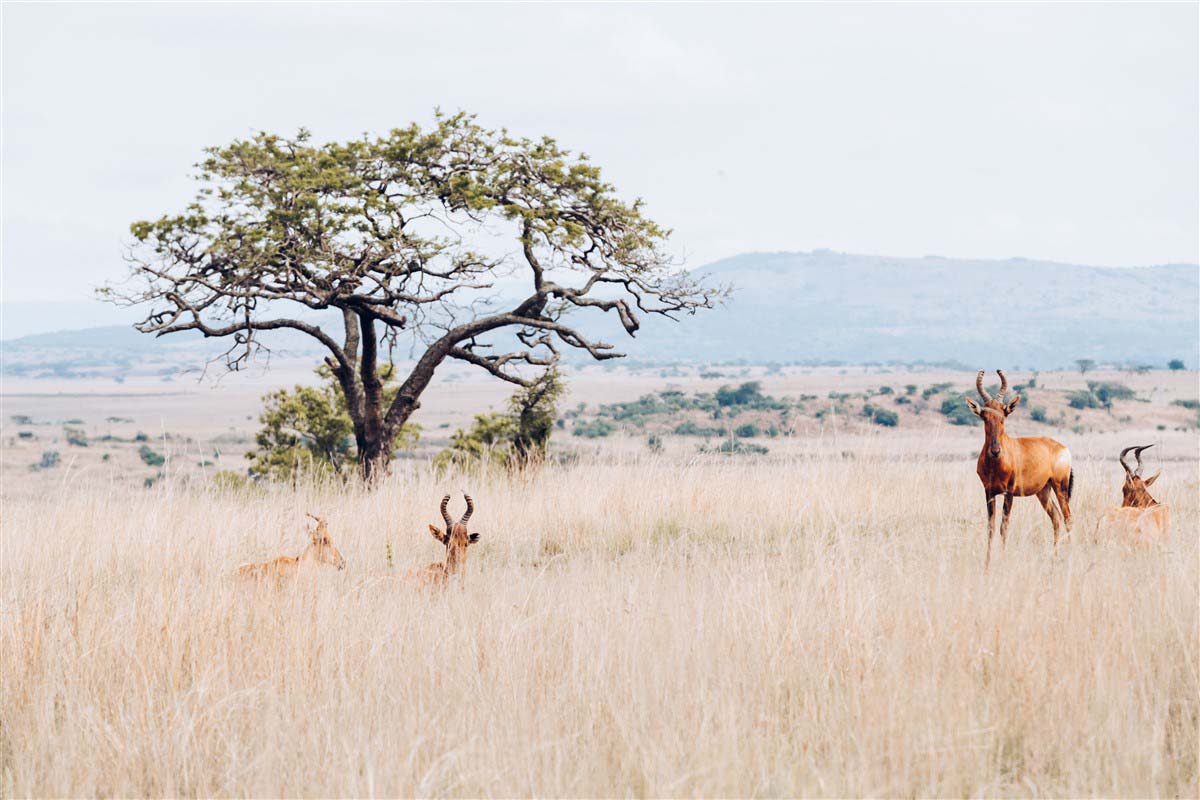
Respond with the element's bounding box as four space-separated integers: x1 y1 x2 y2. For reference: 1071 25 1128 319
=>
359 436 390 483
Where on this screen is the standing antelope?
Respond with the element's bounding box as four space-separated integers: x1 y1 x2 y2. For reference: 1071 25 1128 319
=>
1095 445 1170 545
237 513 347 581
965 370 1074 566
410 494 482 587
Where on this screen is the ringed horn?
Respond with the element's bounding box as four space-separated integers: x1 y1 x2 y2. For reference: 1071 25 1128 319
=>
975 369 1010 403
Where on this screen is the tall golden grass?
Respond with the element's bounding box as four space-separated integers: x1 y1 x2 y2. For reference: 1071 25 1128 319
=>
2 446 1196 797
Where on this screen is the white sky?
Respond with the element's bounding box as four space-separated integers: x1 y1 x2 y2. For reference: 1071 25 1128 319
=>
2 2 1197 311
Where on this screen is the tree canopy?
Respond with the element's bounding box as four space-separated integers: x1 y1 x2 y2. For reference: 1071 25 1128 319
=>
103 112 721 477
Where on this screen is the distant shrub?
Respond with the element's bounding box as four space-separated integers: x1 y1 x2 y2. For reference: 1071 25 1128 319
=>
922 383 953 400
904 384 918 396
572 418 615 439
877 386 894 395
673 421 727 437
17 431 34 439
939 397 979 426
734 423 760 438
11 415 33 425
1087 381 1135 408
64 418 84 425
646 434 664 453
1171 399 1199 410
138 445 165 466
37 451 60 469
1168 359 1185 371
870 408 899 427
700 440 769 456
894 396 911 405
1068 391 1098 410
134 431 150 442
1030 407 1048 422
64 427 88 447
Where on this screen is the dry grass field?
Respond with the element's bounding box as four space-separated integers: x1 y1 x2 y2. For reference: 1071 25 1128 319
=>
2 426 1197 796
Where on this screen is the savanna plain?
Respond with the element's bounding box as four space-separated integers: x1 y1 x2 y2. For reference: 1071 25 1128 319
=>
2 366 1197 798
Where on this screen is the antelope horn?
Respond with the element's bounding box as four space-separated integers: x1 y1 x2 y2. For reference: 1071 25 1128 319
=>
459 493 474 525
1132 444 1155 476
440 494 452 529
975 370 991 402
306 512 322 523
996 370 1009 401
1118 446 1137 476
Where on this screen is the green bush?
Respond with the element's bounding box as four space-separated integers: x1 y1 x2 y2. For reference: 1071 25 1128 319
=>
922 383 953 400
877 386 894 395
1087 381 1135 408
734 423 760 438
1068 391 1098 410
700 440 769 456
1168 359 1185 370
939 397 979 426
64 427 88 447
37 451 61 469
572 418 616 439
673 421 727 437
1030 407 1048 422
1172 399 1200 410
871 408 899 427
17 431 34 439
138 445 165 466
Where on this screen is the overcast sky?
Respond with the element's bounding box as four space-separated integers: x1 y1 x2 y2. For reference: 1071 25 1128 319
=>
2 2 1197 324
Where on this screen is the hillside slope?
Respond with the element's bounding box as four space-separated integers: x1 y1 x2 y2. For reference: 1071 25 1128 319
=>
622 252 1199 368
3 252 1196 375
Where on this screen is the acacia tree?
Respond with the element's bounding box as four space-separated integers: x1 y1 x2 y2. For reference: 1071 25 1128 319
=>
103 113 719 479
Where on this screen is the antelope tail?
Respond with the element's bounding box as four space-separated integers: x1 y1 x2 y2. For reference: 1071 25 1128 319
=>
1067 469 1075 501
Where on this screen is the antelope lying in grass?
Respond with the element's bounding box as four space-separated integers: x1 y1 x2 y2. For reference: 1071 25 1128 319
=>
1095 445 1170 545
237 513 346 582
965 370 1074 567
410 493 481 587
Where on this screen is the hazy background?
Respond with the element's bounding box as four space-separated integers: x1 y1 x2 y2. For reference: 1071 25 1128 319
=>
2 3 1198 343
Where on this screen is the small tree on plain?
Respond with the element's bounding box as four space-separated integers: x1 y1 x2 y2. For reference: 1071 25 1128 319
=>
1075 359 1096 375
1168 359 1185 371
102 113 721 480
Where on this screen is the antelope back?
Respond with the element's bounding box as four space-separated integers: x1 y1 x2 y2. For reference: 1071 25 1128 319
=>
1095 505 1170 546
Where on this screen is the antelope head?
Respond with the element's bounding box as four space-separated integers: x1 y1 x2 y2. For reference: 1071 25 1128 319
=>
302 513 347 570
1118 445 1161 508
964 369 1021 459
428 493 481 571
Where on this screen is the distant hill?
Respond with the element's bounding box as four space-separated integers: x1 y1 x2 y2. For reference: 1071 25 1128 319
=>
2 252 1196 376
617 252 1199 369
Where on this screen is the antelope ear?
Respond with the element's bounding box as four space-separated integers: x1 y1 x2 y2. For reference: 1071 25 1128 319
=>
1144 472 1160 486
429 524 448 545
965 397 983 417
1004 394 1021 415
468 532 481 544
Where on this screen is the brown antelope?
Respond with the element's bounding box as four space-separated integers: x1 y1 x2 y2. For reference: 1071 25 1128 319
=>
237 513 347 581
965 370 1074 566
1095 445 1170 545
410 493 481 587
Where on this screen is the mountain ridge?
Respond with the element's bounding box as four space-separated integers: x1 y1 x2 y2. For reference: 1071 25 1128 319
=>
3 251 1196 374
